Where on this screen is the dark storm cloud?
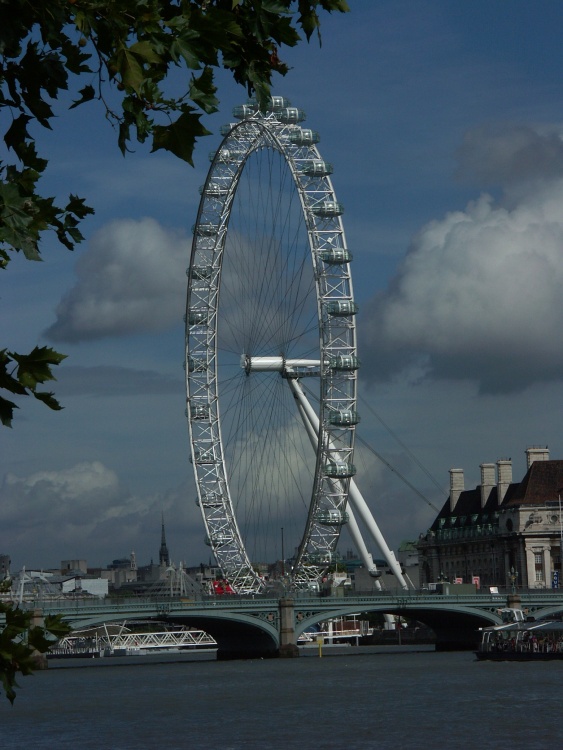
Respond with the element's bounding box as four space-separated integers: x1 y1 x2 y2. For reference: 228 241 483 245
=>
456 123 563 187
1 464 204 570
55 365 184 398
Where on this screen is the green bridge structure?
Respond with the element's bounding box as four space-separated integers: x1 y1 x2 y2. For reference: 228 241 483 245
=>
27 589 563 658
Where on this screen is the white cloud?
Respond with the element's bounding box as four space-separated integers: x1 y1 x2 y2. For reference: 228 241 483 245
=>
361 178 563 393
45 217 189 342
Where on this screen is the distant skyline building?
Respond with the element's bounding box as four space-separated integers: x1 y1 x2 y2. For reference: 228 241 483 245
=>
159 513 171 567
0 553 10 579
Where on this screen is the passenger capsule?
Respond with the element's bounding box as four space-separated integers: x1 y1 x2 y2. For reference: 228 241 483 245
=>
301 160 333 177
315 509 349 526
268 96 291 111
289 128 320 146
326 300 359 316
311 200 344 218
190 403 209 420
205 532 233 547
189 265 213 280
307 552 333 566
232 103 258 119
200 492 223 508
209 148 245 163
187 357 207 373
199 182 229 197
192 223 219 236
318 248 353 264
191 449 215 464
328 409 360 426
279 107 306 124
327 355 360 371
219 123 235 136
324 460 356 478
187 310 208 325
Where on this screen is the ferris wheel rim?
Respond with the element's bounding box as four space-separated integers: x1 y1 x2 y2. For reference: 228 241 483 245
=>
185 99 359 593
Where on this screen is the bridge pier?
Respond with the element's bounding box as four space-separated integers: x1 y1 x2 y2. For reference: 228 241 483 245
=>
29 609 49 670
278 598 299 658
507 593 522 610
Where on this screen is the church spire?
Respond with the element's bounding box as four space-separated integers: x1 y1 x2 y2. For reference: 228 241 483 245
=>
159 512 170 567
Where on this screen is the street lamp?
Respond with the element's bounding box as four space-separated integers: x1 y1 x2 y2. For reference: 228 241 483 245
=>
509 566 518 594
281 527 285 577
558 489 563 579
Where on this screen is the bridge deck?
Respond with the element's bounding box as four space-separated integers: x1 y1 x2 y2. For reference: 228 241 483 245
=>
20 590 563 656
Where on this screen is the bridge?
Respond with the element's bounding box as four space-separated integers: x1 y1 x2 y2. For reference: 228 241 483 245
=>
25 589 563 658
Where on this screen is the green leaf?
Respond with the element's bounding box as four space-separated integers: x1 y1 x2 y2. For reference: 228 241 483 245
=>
115 48 144 93
10 346 66 390
0 603 70 702
3 114 32 154
169 38 203 69
129 40 162 65
44 615 71 639
151 109 211 165
70 84 95 110
0 395 18 427
189 67 219 114
33 391 64 411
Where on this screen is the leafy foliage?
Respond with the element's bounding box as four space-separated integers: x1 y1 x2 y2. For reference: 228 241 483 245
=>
0 586 71 703
0 0 348 425
0 347 67 427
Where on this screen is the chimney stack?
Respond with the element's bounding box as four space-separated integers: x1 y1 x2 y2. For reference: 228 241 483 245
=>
480 463 496 509
526 446 549 469
449 468 464 512
497 459 512 503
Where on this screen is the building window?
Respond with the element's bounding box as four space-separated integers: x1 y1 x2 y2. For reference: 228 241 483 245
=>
535 553 544 582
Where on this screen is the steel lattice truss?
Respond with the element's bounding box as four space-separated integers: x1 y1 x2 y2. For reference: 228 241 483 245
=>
185 97 358 593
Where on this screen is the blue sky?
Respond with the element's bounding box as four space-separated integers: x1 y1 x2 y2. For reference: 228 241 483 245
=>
2 1 563 572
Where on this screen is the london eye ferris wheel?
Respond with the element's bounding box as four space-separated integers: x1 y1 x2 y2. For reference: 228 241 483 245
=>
185 96 360 594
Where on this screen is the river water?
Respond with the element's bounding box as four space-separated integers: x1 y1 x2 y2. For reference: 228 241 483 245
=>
2 647 561 749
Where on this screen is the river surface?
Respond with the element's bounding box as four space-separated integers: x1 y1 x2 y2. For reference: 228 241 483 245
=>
2 647 562 749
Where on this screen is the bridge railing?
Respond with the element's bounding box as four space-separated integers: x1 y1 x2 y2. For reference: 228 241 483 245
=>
18 587 563 617
19 597 284 616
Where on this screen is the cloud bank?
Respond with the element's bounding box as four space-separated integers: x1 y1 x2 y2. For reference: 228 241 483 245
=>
361 124 563 393
45 218 189 342
1 462 203 569
55 365 183 398
456 123 563 187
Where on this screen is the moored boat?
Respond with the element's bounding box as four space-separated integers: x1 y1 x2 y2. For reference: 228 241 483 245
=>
48 622 217 660
476 612 563 661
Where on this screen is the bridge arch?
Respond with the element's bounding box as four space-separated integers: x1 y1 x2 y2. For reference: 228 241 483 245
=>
294 602 501 651
61 606 280 659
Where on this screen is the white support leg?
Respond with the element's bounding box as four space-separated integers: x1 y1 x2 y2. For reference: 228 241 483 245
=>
293 394 381 583
289 378 409 590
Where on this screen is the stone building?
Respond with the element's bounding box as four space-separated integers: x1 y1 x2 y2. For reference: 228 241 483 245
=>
0 553 10 579
417 447 563 590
